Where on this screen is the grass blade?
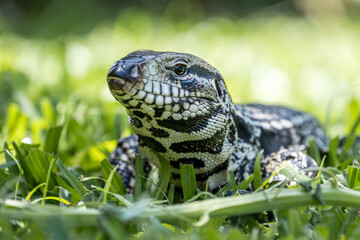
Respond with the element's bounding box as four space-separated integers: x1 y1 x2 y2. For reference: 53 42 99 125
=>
253 150 263 190
153 152 171 200
135 154 144 200
215 181 232 197
307 137 321 164
350 112 360 135
347 165 360 189
101 159 126 195
168 184 175 205
31 197 70 205
42 156 57 205
12 141 34 186
56 176 82 202
57 159 87 197
43 125 63 154
229 171 237 193
237 174 254 190
26 149 56 189
26 183 45 201
4 142 19 176
327 137 340 167
278 162 312 183
102 165 119 203
180 163 196 201
91 185 133 207
3 103 27 143
0 168 10 186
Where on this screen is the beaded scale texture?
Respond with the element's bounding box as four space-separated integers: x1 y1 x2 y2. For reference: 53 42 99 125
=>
107 50 329 192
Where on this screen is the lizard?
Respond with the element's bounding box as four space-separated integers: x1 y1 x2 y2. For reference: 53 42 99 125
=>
106 50 329 192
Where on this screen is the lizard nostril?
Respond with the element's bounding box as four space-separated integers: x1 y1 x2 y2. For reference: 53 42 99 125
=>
107 61 126 79
107 60 143 83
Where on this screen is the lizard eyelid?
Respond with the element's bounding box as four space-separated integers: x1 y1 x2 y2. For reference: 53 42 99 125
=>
173 63 188 75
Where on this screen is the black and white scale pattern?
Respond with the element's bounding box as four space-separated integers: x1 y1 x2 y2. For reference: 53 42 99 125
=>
107 50 329 192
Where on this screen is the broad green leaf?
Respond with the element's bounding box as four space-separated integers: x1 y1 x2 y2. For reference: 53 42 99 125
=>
20 143 41 156
101 159 126 195
253 150 263 190
153 152 171 201
43 125 63 154
56 175 82 202
12 141 35 186
26 149 56 189
57 159 87 197
26 149 49 182
180 163 196 201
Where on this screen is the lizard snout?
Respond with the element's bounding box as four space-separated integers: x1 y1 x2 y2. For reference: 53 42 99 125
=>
107 59 143 89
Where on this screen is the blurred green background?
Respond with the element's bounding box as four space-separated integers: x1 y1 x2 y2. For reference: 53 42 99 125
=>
1 0 360 169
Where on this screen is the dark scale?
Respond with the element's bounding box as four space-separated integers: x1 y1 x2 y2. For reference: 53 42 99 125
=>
137 135 167 153
169 129 226 154
170 158 205 169
156 105 222 133
148 127 170 138
107 50 330 193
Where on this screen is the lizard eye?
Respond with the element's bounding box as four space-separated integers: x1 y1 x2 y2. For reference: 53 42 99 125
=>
173 63 187 76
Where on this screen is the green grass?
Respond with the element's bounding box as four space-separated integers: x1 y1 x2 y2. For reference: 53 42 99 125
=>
1 11 360 240
1 115 360 239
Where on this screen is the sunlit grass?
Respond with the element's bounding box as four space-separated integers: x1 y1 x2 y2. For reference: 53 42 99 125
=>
1 11 360 239
1 14 360 136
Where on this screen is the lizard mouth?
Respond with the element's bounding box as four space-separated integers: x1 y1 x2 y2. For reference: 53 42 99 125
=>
107 75 216 120
107 76 204 106
107 58 219 120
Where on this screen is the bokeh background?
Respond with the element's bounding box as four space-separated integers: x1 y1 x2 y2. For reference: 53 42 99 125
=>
1 0 359 169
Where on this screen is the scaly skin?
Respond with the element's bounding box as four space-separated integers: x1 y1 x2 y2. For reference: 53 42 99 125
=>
107 50 328 192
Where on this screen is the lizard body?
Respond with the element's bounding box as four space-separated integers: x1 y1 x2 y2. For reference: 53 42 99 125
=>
107 50 328 192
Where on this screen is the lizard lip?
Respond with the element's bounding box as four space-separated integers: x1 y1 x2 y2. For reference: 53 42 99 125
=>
108 76 218 105
107 77 126 90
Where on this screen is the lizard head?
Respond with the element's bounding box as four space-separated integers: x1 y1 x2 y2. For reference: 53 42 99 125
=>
107 50 230 118
107 50 237 190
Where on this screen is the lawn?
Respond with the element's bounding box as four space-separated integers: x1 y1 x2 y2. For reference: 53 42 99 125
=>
1 4 360 239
